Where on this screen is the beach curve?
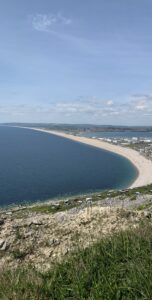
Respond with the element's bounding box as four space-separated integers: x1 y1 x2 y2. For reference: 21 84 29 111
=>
19 127 152 189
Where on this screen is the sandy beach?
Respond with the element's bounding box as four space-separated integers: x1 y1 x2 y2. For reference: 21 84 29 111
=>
27 127 152 189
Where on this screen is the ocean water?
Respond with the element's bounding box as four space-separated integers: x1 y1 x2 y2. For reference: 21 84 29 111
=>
79 131 152 139
0 126 138 206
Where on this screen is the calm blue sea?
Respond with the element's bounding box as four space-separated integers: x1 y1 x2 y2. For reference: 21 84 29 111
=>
79 131 152 139
0 126 138 206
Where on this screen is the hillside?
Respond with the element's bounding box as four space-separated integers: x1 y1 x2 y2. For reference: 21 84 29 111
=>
0 186 152 299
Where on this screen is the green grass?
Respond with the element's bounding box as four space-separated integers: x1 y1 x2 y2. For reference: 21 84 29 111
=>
12 249 28 260
30 201 79 214
15 227 22 240
0 220 152 299
30 204 59 214
137 201 152 211
130 195 137 201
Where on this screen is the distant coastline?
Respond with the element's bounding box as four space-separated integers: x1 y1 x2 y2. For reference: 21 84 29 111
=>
27 127 152 189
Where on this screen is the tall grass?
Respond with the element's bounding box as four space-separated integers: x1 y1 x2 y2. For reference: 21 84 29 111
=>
0 220 152 299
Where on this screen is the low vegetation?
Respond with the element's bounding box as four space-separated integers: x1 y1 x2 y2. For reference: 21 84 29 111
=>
29 183 152 211
30 201 79 214
0 220 152 300
0 185 152 299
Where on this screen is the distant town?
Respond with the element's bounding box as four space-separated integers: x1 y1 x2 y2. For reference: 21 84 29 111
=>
89 136 152 161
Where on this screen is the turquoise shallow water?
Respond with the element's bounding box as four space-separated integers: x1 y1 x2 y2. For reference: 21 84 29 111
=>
0 126 138 206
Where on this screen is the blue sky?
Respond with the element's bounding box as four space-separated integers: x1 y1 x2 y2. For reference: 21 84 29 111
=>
0 0 152 125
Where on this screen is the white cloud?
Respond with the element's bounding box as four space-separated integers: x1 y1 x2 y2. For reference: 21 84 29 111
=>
0 99 119 120
29 13 110 56
135 103 147 110
106 100 113 106
1 93 152 124
32 13 72 32
53 98 121 117
129 94 152 112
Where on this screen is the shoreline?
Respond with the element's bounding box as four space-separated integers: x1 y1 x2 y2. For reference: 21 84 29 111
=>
28 127 152 189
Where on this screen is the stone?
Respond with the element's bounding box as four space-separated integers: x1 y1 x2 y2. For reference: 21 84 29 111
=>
48 239 60 247
32 220 43 225
0 241 8 251
144 211 151 219
12 224 20 229
0 219 4 226
24 231 33 238
49 250 54 257
53 203 60 207
5 211 12 216
64 199 70 204
86 197 92 201
0 239 5 248
29 219 43 226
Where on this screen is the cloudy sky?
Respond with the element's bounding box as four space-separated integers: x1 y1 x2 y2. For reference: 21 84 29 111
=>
1 0 152 125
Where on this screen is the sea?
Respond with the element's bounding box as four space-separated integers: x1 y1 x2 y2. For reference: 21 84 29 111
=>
79 131 152 139
0 126 138 206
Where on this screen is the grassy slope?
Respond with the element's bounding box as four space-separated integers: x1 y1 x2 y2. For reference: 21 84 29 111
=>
0 220 152 300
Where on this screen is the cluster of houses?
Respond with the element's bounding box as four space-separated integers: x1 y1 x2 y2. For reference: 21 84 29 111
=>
92 136 152 161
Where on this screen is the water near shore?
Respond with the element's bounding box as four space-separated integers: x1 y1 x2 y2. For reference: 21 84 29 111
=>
79 131 152 139
0 126 138 206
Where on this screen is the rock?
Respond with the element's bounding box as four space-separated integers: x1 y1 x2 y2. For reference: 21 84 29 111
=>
64 199 70 204
12 224 20 229
24 231 33 238
33 219 43 225
32 220 43 225
0 219 4 226
62 248 69 256
28 219 43 226
135 192 140 195
48 239 60 247
5 211 12 216
68 207 80 215
0 241 8 251
53 203 60 208
80 219 91 226
0 239 5 248
49 250 54 257
86 197 92 202
45 250 53 258
144 211 151 219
